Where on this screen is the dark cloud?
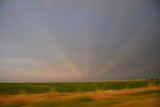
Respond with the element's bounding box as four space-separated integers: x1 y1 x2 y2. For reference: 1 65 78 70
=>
0 0 160 82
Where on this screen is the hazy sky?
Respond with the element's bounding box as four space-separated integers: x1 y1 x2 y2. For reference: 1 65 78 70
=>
0 0 160 82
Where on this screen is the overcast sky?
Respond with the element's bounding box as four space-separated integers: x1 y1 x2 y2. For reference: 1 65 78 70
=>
0 0 160 82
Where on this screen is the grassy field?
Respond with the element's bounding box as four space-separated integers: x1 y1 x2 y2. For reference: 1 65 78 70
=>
0 80 160 107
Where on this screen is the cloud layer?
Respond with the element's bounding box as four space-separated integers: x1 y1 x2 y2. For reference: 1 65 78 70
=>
0 0 160 82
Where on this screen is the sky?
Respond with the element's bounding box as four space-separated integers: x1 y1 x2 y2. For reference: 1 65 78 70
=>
0 0 160 82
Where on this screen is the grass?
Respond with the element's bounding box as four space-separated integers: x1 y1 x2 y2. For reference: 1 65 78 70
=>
129 89 160 96
0 80 159 94
0 80 160 107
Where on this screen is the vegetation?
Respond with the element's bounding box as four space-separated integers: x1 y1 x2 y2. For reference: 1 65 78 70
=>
0 80 160 107
0 80 159 95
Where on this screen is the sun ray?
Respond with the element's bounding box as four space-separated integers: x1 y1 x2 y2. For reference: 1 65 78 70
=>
90 1 131 78
95 22 149 78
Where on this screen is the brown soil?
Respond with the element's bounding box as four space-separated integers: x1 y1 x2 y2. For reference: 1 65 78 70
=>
0 86 160 105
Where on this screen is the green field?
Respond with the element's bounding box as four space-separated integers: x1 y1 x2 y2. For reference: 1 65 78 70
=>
0 80 159 94
0 80 160 107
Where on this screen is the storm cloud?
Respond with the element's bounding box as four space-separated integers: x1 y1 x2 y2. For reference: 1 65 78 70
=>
0 0 160 82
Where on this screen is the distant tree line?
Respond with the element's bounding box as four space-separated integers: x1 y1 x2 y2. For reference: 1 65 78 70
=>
145 78 160 81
